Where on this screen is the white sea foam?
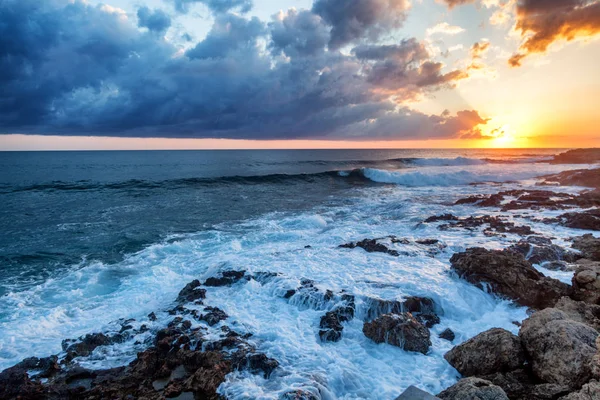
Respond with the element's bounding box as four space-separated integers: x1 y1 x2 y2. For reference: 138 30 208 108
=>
410 157 487 167
0 161 596 399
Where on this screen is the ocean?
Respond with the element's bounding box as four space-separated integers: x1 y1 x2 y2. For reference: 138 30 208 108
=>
0 148 593 398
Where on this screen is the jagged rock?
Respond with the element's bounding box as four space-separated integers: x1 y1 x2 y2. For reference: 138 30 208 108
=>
444 328 525 376
437 377 509 400
550 149 600 165
363 313 431 354
519 308 599 388
231 352 279 378
62 333 116 362
558 380 600 400
439 328 455 342
572 262 600 304
572 234 600 261
508 240 580 265
203 270 247 286
450 248 571 309
281 389 320 400
177 280 206 303
558 209 600 231
363 296 440 327
319 303 355 342
199 307 228 326
555 297 600 331
395 385 440 399
339 238 399 256
428 215 535 236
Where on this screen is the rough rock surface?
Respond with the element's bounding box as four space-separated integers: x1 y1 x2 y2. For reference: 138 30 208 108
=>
572 262 600 304
439 328 456 342
550 149 600 165
363 296 441 328
572 234 600 261
339 238 400 256
479 369 571 400
444 328 525 377
363 313 431 354
437 377 509 400
426 214 535 236
519 308 599 388
508 239 580 265
203 270 247 286
450 248 571 309
558 380 600 400
557 209 600 231
555 297 600 332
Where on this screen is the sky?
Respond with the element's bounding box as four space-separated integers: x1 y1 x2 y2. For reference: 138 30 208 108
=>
1 0 599 150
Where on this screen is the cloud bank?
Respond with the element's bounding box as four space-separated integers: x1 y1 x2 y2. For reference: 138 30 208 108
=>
0 0 488 140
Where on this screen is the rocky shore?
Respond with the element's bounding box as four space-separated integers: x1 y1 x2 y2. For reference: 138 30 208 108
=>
1 149 599 400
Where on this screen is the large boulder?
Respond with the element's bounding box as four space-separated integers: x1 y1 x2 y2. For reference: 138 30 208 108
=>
550 150 600 165
555 297 600 332
572 261 600 304
363 313 431 354
572 234 600 261
508 240 580 265
437 377 509 400
558 380 600 400
480 369 570 400
444 328 525 377
558 209 600 231
450 248 571 309
519 308 599 388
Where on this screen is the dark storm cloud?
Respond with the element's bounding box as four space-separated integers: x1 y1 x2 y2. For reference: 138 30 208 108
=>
269 9 329 57
0 0 483 141
312 0 411 49
169 0 252 14
137 6 171 33
509 0 600 66
353 40 469 99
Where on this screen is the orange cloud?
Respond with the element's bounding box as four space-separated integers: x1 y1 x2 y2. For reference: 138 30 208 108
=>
510 0 600 66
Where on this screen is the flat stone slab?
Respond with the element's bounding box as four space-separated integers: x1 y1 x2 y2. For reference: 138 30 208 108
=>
395 385 440 400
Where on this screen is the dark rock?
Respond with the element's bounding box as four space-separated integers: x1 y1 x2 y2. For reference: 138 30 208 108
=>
572 234 600 261
284 289 296 299
239 353 279 378
363 313 431 354
425 214 459 223
450 247 571 309
200 307 228 326
439 328 455 342
415 239 440 245
363 296 440 327
519 308 599 388
572 261 600 304
550 149 600 165
444 328 525 376
558 209 600 231
177 280 206 303
395 385 440 399
62 333 114 362
433 215 535 236
508 240 580 265
203 270 247 287
339 238 399 256
559 379 600 400
437 377 509 400
281 389 320 400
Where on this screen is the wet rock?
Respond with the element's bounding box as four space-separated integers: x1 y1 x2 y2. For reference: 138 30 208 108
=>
339 238 399 256
199 306 228 326
450 247 571 309
431 215 535 236
148 312 157 321
519 308 599 388
203 270 247 287
0 364 47 400
572 262 600 304
558 209 600 231
555 297 600 331
251 271 280 284
363 296 440 327
572 234 600 261
281 389 320 400
439 328 455 342
395 385 440 399
177 280 206 303
284 289 296 299
415 239 440 245
363 313 431 354
550 149 600 165
444 328 525 376
508 240 580 265
558 379 600 400
232 352 279 378
319 297 356 342
62 333 115 362
437 377 509 400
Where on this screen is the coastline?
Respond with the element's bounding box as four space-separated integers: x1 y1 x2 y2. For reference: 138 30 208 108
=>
1 148 599 400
